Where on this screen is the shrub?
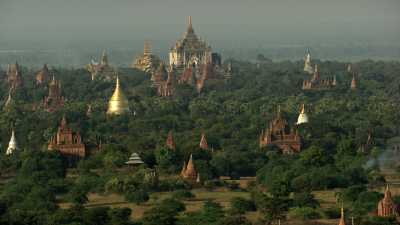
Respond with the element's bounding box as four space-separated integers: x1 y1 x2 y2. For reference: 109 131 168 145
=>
288 207 322 220
230 197 256 214
124 189 149 205
172 190 195 200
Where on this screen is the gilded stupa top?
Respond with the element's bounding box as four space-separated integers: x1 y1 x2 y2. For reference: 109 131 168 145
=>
107 75 129 115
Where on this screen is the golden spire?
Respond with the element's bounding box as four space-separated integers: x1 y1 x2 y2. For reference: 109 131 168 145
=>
107 75 129 115
339 206 346 225
186 16 194 34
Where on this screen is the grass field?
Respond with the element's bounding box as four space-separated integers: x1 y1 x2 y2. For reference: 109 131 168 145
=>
57 168 400 225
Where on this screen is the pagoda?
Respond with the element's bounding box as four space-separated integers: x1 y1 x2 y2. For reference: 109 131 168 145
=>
166 131 176 150
199 133 209 150
43 75 64 112
377 185 399 217
132 40 162 73
259 107 302 154
48 116 86 159
86 50 114 80
181 154 198 181
36 64 50 85
125 152 144 166
6 62 23 91
303 50 314 74
296 104 309 125
6 129 18 155
106 75 130 115
302 65 336 90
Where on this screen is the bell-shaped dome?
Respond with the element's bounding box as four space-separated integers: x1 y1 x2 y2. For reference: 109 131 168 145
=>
297 104 309 125
107 75 129 115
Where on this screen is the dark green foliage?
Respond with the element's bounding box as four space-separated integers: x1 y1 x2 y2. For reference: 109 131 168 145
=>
229 197 256 214
124 189 150 205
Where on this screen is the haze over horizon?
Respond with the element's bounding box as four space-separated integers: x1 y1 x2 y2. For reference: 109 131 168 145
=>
1 0 400 65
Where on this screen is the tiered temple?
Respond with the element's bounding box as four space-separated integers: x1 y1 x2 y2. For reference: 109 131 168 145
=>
48 116 86 159
377 185 399 217
259 107 302 154
150 17 229 95
6 62 24 91
36 64 50 85
86 50 114 80
132 40 162 73
181 154 198 182
302 65 336 90
43 75 64 112
106 75 130 115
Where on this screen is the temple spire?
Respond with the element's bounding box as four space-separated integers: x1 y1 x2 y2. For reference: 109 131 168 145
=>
6 129 18 155
338 207 346 225
351 73 357 90
143 40 152 56
199 133 209 150
297 104 309 125
107 74 130 115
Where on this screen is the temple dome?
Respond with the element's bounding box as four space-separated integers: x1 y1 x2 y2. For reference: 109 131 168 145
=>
107 75 129 115
297 104 309 125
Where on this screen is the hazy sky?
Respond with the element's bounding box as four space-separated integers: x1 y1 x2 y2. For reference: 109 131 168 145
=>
1 0 400 50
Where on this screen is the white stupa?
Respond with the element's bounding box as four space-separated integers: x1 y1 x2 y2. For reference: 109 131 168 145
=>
296 104 309 125
6 129 18 155
304 50 314 74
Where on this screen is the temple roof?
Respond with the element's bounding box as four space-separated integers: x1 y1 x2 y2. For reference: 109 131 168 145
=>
125 152 144 165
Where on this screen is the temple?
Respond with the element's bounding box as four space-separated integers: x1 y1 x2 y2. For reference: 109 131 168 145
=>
166 130 176 150
48 116 86 160
151 63 176 97
181 154 198 182
36 64 50 85
302 65 336 90
6 129 18 155
377 185 399 217
132 40 162 73
296 104 309 125
155 17 229 94
6 62 24 91
169 16 212 68
106 75 130 115
86 50 114 80
303 50 314 74
43 75 65 112
199 133 209 150
259 107 302 154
